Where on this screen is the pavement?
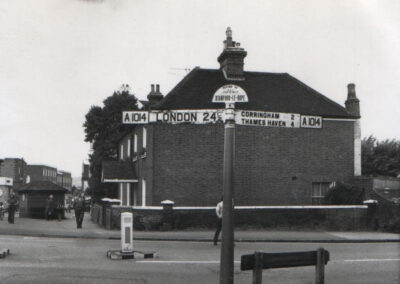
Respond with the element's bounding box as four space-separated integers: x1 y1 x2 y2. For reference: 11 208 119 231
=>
0 211 399 243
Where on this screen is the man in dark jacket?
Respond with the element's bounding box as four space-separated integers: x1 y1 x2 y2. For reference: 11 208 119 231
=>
45 195 55 220
7 192 19 224
73 194 85 229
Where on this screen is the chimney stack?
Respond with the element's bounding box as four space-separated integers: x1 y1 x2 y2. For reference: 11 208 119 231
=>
217 27 247 81
345 83 360 117
147 84 163 108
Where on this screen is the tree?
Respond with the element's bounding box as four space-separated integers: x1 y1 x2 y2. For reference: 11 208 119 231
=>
362 135 400 177
83 85 138 202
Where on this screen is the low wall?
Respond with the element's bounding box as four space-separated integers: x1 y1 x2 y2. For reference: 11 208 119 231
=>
92 203 369 231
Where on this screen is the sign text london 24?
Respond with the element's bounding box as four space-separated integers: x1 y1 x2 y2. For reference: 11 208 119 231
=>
122 110 322 129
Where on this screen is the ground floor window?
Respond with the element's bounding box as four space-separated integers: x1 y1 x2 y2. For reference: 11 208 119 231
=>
132 183 138 206
142 179 146 207
311 182 330 205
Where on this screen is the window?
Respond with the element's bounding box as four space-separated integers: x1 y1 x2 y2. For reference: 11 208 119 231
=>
120 144 124 160
311 182 330 205
127 183 131 206
133 184 138 206
142 127 147 149
127 138 131 157
134 134 138 153
119 183 123 206
142 179 146 207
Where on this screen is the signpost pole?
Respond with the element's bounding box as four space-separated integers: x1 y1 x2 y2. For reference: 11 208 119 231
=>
220 103 235 284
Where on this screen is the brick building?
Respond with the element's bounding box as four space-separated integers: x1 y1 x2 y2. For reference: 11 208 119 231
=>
26 165 58 184
103 28 361 207
0 158 27 190
57 171 72 190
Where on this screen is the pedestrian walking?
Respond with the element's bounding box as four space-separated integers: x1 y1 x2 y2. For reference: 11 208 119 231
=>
73 194 85 229
7 192 19 224
56 201 64 221
45 195 55 220
0 202 5 220
213 198 223 245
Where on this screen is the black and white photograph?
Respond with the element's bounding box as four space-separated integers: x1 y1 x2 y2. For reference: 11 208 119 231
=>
0 0 399 283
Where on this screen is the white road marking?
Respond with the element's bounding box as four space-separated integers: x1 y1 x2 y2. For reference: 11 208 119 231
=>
137 259 400 264
342 258 400 262
136 260 241 264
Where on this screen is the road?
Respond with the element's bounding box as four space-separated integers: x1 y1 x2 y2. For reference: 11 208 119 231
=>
0 235 399 283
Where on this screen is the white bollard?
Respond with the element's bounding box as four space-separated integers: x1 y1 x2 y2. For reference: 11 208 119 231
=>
121 212 133 253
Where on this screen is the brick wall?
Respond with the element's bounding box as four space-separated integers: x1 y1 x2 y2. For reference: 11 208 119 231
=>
94 205 368 231
26 165 58 184
147 120 354 206
0 158 27 189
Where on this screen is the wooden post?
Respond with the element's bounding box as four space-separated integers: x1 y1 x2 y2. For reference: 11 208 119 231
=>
253 251 263 284
315 248 325 284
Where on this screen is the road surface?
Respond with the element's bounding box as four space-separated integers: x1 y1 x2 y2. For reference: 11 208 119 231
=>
0 235 399 283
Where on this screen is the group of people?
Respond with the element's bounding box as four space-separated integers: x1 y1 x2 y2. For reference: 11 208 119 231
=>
45 194 86 228
0 192 86 229
0 192 19 224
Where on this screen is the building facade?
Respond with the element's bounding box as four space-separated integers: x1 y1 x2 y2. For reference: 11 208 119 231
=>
26 165 58 184
57 171 72 190
106 28 361 207
0 158 27 189
0 177 13 205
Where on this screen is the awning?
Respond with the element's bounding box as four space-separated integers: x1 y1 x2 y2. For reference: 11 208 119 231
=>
101 161 138 183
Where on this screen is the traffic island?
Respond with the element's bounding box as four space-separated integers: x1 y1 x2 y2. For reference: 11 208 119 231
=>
0 248 10 258
106 249 156 260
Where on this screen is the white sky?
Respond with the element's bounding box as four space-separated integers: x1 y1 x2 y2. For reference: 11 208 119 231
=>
1 0 399 178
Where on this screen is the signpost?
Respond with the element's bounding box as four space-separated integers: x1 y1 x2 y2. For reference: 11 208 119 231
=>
212 85 248 284
123 110 322 129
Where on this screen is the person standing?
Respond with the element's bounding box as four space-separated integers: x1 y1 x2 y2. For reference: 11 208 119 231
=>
213 198 223 245
73 194 85 229
7 192 19 224
45 195 55 220
56 201 64 221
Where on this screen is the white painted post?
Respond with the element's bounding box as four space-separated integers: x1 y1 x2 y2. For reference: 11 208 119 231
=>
121 212 133 252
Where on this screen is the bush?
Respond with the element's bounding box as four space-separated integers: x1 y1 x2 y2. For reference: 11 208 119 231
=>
324 182 364 205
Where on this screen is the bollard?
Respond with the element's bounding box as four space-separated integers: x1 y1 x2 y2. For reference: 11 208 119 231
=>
121 212 133 253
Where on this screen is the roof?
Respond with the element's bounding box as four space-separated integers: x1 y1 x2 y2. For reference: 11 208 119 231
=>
156 68 357 119
102 161 137 183
16 181 69 193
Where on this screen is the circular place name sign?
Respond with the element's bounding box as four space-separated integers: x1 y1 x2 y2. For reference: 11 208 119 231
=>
212 84 248 104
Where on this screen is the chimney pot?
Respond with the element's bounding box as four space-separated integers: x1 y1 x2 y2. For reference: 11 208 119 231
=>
347 83 356 98
217 27 247 81
156 84 160 93
345 83 360 116
151 84 155 93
